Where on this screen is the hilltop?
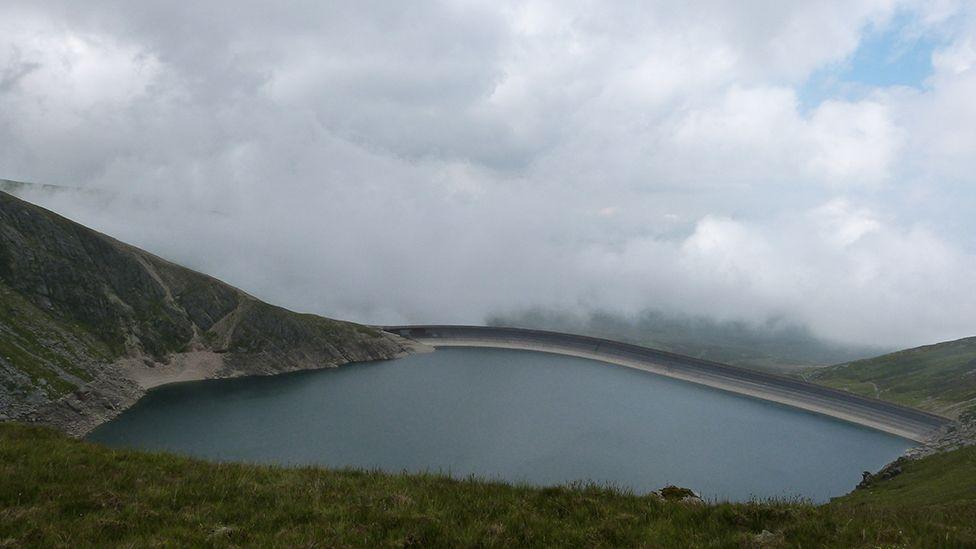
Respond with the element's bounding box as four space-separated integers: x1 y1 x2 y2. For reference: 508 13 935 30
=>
0 190 415 435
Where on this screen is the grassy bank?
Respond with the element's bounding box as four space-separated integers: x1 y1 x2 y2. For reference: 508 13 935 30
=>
1 423 974 547
809 336 976 417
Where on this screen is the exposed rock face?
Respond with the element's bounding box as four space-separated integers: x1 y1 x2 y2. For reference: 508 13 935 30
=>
752 529 784 547
902 409 976 460
0 190 418 435
857 462 904 490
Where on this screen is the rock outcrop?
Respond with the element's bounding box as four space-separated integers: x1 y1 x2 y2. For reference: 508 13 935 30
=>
0 190 419 435
902 408 976 459
855 408 976 492
654 485 704 504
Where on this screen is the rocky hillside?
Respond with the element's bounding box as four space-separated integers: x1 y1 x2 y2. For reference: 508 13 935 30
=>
0 190 415 435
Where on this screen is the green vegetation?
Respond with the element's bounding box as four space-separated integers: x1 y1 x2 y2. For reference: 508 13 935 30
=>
0 189 403 425
844 445 976 508
0 282 109 399
489 309 884 373
1 423 974 547
809 336 976 416
227 301 381 355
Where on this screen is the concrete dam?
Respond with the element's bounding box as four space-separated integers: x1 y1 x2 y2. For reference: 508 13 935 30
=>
382 325 950 442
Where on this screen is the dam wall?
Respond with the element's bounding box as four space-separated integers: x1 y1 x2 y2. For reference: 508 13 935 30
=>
381 325 951 442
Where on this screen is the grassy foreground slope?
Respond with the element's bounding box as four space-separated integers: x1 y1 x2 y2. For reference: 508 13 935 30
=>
808 336 976 417
1 423 974 547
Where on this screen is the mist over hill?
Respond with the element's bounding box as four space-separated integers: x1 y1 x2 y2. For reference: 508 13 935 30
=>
489 309 885 373
5 2 976 352
4 178 973 354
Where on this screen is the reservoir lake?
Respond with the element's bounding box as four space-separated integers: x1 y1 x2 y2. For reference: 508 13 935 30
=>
88 347 911 502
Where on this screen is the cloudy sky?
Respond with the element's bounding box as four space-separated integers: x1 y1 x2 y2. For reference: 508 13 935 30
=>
2 0 975 347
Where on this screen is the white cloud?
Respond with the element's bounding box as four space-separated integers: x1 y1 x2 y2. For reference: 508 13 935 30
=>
1 0 975 348
811 199 883 248
933 37 976 74
807 100 904 186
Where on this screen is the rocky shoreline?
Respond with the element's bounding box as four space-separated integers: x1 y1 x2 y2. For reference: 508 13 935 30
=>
856 411 976 491
902 410 976 460
0 190 432 437
19 337 425 438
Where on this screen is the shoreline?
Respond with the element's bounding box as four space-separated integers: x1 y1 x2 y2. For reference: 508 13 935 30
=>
26 336 432 438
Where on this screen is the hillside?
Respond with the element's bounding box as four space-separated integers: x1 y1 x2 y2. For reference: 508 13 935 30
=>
808 336 976 418
1 422 973 547
0 190 414 435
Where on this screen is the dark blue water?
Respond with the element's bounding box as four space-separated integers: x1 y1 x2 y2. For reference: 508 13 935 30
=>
88 347 910 502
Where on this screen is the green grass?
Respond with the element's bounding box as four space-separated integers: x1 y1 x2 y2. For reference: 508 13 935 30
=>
809 336 976 416
1 423 975 547
841 446 976 507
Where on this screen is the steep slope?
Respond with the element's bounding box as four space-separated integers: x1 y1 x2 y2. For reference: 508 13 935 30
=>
808 336 976 417
0 190 415 435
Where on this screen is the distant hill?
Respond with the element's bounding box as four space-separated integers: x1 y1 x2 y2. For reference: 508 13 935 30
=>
489 309 884 373
808 336 976 418
0 190 411 435
0 178 73 194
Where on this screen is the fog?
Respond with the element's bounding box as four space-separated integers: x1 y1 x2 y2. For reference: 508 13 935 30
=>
2 1 975 348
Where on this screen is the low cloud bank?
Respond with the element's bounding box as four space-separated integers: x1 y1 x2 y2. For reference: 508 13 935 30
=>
13 183 974 350
2 1 976 349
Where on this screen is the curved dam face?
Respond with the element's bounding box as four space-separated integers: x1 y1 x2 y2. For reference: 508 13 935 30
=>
382 325 950 442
